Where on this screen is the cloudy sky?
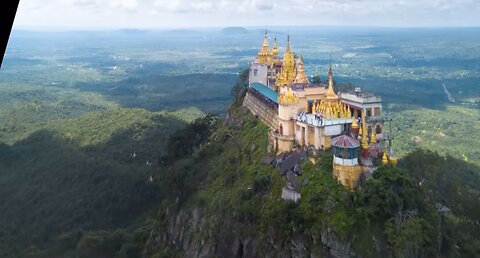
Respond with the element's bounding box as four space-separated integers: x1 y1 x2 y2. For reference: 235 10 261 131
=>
14 0 480 29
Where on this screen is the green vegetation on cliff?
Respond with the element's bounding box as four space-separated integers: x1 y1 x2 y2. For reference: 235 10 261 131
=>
145 70 478 257
145 82 480 257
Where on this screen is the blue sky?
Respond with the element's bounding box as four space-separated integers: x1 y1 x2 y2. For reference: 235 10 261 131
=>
14 0 480 29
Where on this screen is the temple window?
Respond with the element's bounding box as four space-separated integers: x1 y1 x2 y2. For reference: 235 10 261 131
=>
253 69 258 76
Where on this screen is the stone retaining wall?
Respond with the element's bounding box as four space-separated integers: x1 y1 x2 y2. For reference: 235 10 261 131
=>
243 89 278 129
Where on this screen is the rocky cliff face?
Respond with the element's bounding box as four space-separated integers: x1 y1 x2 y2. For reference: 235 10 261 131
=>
144 204 357 258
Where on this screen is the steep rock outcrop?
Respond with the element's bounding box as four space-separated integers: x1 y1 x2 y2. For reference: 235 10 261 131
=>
144 205 355 258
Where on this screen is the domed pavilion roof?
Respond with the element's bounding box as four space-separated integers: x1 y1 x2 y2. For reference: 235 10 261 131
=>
331 135 360 148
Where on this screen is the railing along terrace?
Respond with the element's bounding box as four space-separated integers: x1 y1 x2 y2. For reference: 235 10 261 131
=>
296 113 353 127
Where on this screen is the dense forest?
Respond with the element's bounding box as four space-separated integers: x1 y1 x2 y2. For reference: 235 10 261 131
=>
0 108 195 257
1 71 478 257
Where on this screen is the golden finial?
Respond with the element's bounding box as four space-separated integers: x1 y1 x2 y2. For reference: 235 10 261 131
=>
370 127 377 143
388 146 398 166
382 150 389 165
277 35 296 87
362 134 369 150
272 37 279 56
361 110 369 150
263 31 269 47
326 65 337 100
351 117 358 128
294 56 309 84
286 34 291 51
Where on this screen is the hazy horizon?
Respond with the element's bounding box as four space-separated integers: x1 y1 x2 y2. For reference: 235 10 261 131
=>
14 0 480 30
11 24 480 32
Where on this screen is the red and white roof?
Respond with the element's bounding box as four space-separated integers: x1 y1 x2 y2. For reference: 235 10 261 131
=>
331 135 360 148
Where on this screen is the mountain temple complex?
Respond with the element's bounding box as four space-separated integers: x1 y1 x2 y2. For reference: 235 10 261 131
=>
244 32 397 191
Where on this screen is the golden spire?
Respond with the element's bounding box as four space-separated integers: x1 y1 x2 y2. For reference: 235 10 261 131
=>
389 157 398 166
262 31 269 48
361 110 369 150
276 35 296 87
388 146 398 166
370 127 377 143
351 110 359 128
294 56 309 84
382 150 389 165
272 37 279 56
326 65 337 100
256 31 271 65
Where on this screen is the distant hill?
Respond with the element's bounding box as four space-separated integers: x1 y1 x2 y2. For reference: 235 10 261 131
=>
114 28 150 35
221 27 249 35
162 29 202 37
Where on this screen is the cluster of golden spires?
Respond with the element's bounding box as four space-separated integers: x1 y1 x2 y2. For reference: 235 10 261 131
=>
312 100 352 119
256 32 281 67
278 87 299 104
255 32 299 89
358 110 386 161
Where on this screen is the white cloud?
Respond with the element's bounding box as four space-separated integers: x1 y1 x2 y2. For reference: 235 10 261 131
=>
111 0 139 10
152 0 278 13
12 0 480 29
153 0 189 12
255 1 275 11
61 0 99 8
